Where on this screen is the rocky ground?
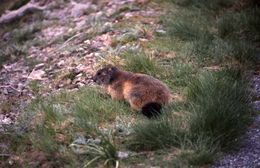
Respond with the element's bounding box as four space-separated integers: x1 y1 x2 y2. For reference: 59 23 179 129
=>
0 0 160 131
0 0 259 167
212 115 260 168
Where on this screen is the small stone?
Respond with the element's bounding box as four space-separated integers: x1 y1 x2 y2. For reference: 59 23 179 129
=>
155 29 166 35
87 138 101 144
8 160 14 165
101 22 113 33
34 63 45 70
3 88 8 95
28 70 46 80
76 82 85 87
71 2 97 17
57 60 65 67
117 151 130 159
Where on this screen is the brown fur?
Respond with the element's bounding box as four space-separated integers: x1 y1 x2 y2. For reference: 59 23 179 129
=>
93 65 172 111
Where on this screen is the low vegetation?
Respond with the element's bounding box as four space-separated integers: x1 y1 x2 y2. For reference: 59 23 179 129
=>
1 0 259 167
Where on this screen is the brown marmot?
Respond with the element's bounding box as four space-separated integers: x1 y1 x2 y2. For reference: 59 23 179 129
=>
92 65 172 118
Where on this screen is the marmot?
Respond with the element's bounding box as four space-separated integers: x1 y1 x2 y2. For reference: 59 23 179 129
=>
92 65 172 118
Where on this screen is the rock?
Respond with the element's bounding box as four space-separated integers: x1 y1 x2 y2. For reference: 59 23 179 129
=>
115 116 134 136
70 134 102 154
71 2 97 17
252 101 260 112
76 82 85 88
34 63 45 70
117 31 139 44
72 134 87 145
0 2 45 24
28 69 46 80
76 19 86 30
3 88 8 95
2 32 10 41
57 60 65 67
87 138 101 144
101 22 113 34
155 29 166 35
0 115 12 125
117 151 130 159
75 73 83 78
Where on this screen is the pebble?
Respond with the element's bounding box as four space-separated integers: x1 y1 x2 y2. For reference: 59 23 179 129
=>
212 115 260 168
117 151 130 159
34 63 45 70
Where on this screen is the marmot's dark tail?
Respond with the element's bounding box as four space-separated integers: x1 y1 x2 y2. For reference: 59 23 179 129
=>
141 102 162 119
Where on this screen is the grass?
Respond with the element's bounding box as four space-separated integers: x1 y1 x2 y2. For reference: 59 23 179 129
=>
128 69 251 166
165 62 196 88
74 88 131 134
128 112 186 150
9 88 132 167
124 1 256 165
2 0 258 167
187 70 251 148
82 133 118 168
32 126 59 153
28 101 65 154
11 22 42 43
166 17 213 42
121 50 162 77
164 0 259 65
0 43 27 67
168 0 236 12
119 50 195 91
0 21 43 66
111 30 140 47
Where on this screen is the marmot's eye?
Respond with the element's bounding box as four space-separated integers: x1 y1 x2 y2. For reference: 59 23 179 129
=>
97 72 101 75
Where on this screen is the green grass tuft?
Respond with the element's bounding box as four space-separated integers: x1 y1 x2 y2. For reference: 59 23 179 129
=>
178 135 218 166
187 70 251 148
74 88 130 134
169 0 235 12
83 133 118 168
122 50 162 77
128 112 186 150
163 8 214 42
32 126 59 153
11 22 42 43
127 69 251 166
0 43 27 67
163 5 258 65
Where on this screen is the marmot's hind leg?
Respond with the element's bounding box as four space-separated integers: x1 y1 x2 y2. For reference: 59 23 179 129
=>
128 97 142 111
127 90 145 111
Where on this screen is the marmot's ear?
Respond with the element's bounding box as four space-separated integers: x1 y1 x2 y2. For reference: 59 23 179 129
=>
111 67 118 71
105 64 113 69
106 64 117 72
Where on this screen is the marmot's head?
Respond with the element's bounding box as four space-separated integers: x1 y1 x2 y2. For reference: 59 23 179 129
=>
93 65 118 85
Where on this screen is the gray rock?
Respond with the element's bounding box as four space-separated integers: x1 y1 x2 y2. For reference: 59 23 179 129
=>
117 151 130 159
155 29 167 35
71 2 97 17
